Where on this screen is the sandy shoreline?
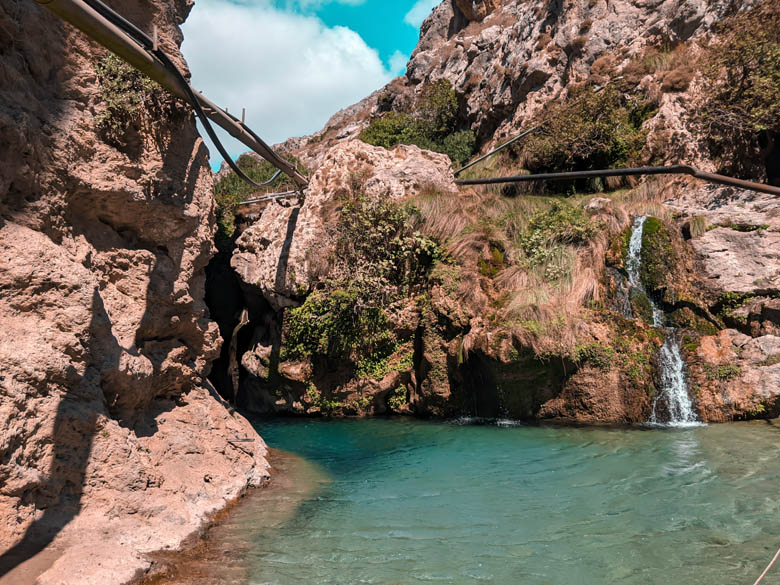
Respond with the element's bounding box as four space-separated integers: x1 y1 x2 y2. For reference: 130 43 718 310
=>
0 447 318 585
138 448 327 585
0 541 66 585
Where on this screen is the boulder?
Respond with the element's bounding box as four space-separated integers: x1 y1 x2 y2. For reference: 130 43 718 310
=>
232 140 457 310
690 227 780 294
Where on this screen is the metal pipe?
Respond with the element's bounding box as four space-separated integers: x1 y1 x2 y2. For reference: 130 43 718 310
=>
455 125 540 176
35 0 308 190
237 190 299 206
455 165 780 197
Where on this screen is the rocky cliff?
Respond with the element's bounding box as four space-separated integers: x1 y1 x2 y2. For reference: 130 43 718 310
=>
0 2 267 583
219 0 779 423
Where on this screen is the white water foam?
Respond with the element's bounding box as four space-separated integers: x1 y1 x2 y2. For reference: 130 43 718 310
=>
649 333 702 427
626 216 647 291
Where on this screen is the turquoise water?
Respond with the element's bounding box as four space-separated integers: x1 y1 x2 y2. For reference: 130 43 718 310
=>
245 419 780 585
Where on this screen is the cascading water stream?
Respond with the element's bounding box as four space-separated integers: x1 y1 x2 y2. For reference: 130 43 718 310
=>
626 216 699 426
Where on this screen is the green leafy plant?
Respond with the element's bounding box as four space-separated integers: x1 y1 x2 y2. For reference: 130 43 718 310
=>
703 363 742 381
359 80 476 164
94 54 179 147
478 247 506 277
212 153 305 248
283 195 440 381
517 201 598 281
332 196 440 296
517 85 655 190
573 342 615 370
697 0 780 176
388 386 408 411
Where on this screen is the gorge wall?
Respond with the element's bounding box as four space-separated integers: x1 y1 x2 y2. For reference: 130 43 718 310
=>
0 2 267 583
217 0 780 424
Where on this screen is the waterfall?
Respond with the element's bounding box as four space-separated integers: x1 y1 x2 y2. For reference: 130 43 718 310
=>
650 333 699 426
626 216 700 427
626 216 647 291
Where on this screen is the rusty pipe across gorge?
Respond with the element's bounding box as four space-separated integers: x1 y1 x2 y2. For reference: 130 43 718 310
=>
34 0 308 190
455 165 780 197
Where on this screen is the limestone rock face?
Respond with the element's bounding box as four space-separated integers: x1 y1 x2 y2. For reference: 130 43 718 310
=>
232 140 457 310
280 0 740 162
690 331 780 420
690 227 780 294
0 2 267 583
663 184 780 420
454 0 503 21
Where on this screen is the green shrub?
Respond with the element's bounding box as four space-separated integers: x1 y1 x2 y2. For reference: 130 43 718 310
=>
524 201 598 245
517 201 597 282
573 342 615 370
668 307 719 335
358 111 425 149
304 383 342 414
517 85 655 188
333 196 439 296
284 195 440 379
478 247 506 277
94 54 180 147
703 363 742 381
441 130 478 165
359 80 476 164
285 285 396 363
417 79 459 137
387 386 408 411
213 153 304 247
698 0 780 175
716 291 753 324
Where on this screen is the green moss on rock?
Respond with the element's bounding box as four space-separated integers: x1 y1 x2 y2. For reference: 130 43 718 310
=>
640 217 677 295
668 307 719 335
703 363 742 381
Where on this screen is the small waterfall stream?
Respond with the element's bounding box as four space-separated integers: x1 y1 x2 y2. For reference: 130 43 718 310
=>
626 217 699 426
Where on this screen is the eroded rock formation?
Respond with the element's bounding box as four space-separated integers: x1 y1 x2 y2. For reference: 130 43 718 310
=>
233 141 457 310
0 2 267 583
228 0 779 423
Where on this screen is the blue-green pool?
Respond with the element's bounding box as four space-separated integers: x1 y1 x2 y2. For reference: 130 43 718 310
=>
237 419 780 585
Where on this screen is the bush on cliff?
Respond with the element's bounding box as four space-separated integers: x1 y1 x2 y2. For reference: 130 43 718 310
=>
283 195 439 376
516 84 655 190
213 153 304 247
518 201 598 281
359 80 476 165
697 0 780 177
94 54 182 148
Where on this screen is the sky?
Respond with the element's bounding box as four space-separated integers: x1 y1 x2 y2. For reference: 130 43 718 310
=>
181 0 441 169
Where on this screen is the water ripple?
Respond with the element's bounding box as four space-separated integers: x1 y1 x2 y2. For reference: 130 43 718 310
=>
243 419 780 585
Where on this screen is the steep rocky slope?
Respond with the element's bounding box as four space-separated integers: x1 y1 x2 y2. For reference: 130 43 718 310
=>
219 0 779 423
0 2 267 584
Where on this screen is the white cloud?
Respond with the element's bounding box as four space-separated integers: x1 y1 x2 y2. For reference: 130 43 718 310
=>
181 0 394 164
388 50 409 75
403 0 439 27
